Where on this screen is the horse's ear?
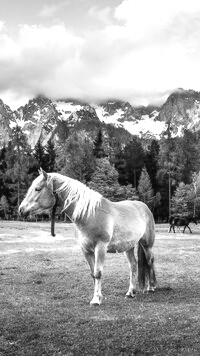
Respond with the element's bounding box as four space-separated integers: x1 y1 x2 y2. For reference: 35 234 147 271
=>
38 168 48 181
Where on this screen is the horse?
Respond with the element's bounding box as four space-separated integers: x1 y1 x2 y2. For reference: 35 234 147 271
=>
168 216 197 233
19 168 156 305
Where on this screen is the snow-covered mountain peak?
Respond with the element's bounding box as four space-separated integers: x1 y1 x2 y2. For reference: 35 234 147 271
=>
2 89 200 148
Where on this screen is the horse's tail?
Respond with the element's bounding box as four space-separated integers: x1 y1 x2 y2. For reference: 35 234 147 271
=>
137 241 156 291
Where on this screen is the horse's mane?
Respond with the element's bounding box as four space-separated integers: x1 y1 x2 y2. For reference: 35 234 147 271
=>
49 173 102 221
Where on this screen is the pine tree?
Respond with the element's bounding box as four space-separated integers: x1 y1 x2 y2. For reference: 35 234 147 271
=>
4 126 32 214
157 131 183 218
93 129 106 158
123 138 145 187
0 145 8 197
88 158 119 198
88 158 138 201
114 143 126 185
0 195 9 219
57 131 95 182
145 139 159 192
34 140 47 170
45 139 56 172
181 130 199 183
171 182 195 217
138 167 155 209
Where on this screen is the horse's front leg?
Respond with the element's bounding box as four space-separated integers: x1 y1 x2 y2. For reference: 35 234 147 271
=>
82 248 95 278
90 241 107 306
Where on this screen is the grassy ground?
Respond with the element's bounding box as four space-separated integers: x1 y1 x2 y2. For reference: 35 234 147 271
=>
0 221 200 355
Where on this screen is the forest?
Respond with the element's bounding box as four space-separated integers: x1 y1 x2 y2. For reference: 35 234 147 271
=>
1 123 200 222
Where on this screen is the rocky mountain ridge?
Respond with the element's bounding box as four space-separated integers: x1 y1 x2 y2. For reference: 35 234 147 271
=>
1 88 200 148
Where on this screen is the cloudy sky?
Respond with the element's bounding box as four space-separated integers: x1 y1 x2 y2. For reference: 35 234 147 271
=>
1 0 200 109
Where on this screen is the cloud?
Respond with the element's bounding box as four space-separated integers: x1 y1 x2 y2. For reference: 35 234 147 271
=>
88 5 112 26
0 24 84 102
0 21 5 31
1 0 200 109
39 1 69 18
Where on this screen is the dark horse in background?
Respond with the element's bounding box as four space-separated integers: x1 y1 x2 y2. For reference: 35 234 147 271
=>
169 216 198 233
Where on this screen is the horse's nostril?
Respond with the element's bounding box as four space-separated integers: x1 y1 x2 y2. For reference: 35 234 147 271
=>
19 207 23 215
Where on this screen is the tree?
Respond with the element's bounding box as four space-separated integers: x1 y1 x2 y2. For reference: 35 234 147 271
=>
123 138 145 187
145 139 159 192
138 167 155 209
34 140 47 170
180 130 199 183
171 181 200 217
5 126 32 214
57 131 95 182
88 158 119 199
157 129 183 218
93 129 106 158
0 145 8 198
191 172 200 217
0 195 9 219
45 139 56 172
88 158 138 201
114 142 127 185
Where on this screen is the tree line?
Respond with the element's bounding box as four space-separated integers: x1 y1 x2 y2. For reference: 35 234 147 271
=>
1 124 200 221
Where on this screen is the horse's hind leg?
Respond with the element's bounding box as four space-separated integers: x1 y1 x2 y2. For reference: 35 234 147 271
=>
184 225 192 233
90 241 107 306
138 244 156 293
124 248 137 298
145 249 156 292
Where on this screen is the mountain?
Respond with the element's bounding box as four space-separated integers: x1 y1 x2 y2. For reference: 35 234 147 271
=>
0 99 16 146
1 88 200 148
159 88 200 135
14 96 60 148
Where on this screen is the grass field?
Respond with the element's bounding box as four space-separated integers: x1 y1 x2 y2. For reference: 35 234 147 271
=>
0 220 200 356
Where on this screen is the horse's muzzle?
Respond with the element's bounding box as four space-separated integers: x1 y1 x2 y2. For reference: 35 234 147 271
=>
18 206 29 218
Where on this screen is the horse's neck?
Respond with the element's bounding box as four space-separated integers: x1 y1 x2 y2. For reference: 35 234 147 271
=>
50 173 66 191
50 173 69 209
50 173 81 222
49 172 102 223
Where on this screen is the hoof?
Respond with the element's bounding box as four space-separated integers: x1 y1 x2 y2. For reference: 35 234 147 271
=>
125 290 136 298
125 294 136 299
148 289 155 293
90 295 103 306
149 286 156 293
144 287 156 294
90 302 101 307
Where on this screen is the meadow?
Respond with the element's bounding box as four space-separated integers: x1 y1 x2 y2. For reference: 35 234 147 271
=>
0 220 200 355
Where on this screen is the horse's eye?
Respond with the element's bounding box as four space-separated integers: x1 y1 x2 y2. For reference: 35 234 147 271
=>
35 187 42 192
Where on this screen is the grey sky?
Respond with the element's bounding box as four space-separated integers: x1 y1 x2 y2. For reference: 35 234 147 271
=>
0 0 200 109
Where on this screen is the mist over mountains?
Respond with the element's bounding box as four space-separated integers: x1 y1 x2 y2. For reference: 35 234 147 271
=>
1 88 200 148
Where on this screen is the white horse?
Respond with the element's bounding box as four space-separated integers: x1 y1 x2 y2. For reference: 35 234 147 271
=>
19 168 156 305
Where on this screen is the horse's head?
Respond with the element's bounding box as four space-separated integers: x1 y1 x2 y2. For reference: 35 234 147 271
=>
19 168 56 217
